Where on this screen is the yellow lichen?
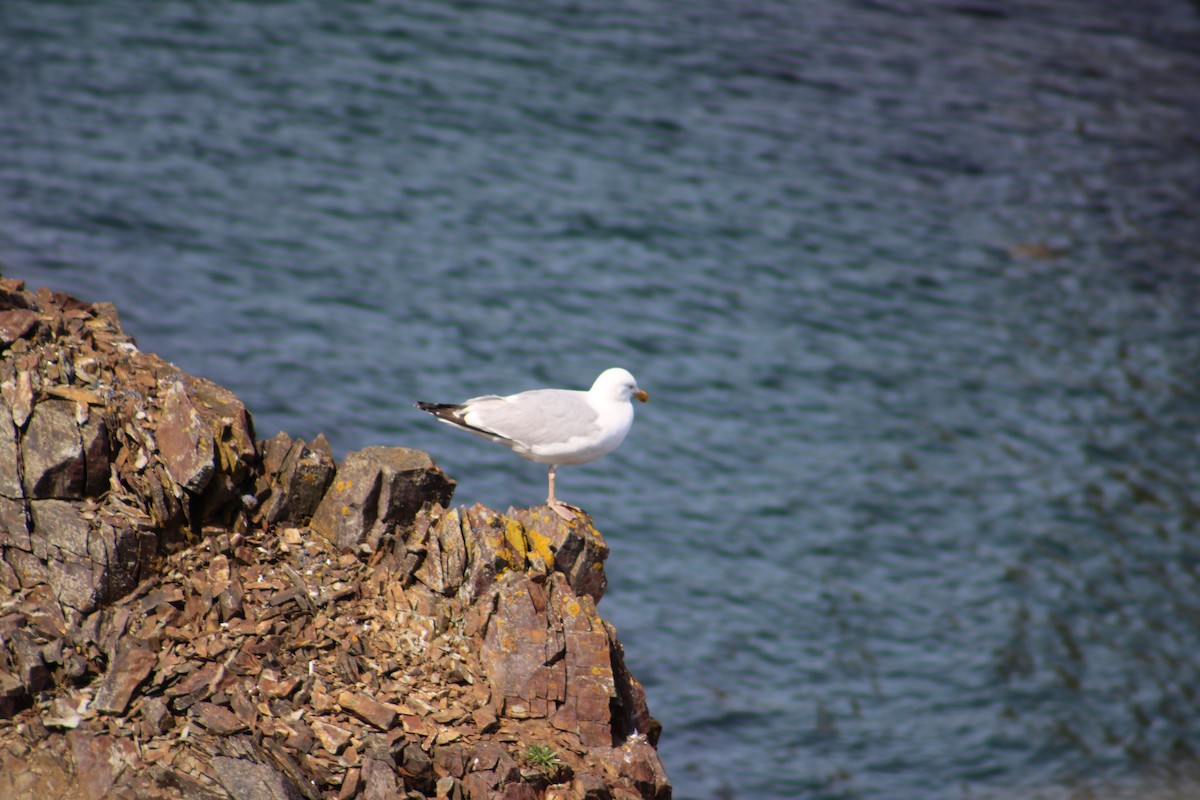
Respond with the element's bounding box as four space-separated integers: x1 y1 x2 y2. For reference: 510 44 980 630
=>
525 529 555 566
504 519 528 562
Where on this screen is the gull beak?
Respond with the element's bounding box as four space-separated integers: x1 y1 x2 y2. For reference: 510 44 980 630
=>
634 389 649 403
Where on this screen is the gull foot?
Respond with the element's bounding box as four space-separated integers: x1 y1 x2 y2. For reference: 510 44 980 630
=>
548 499 581 521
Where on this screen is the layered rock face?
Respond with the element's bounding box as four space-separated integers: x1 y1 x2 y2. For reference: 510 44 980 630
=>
0 279 669 800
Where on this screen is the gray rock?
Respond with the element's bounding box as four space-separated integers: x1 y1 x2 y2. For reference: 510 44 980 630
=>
0 397 22 498
31 499 89 559
258 432 336 525
212 756 307 800
310 446 454 552
21 400 84 499
0 496 29 550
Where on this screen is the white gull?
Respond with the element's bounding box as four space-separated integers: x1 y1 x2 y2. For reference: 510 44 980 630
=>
415 367 648 520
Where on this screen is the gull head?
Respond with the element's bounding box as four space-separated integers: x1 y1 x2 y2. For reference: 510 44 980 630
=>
592 367 649 403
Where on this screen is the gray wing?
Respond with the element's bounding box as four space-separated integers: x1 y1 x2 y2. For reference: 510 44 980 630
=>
463 389 600 448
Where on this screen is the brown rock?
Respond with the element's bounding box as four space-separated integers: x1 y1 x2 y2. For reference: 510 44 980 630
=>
360 756 399 800
7 628 50 695
156 380 215 495
0 284 672 800
502 783 541 800
549 576 617 747
68 730 121 800
0 496 30 550
461 505 531 601
510 507 609 602
92 643 156 715
436 775 465 799
193 701 246 735
0 279 31 310
338 690 397 731
479 574 565 720
0 399 23 498
622 742 672 800
212 755 307 800
571 773 613 800
0 670 24 717
311 446 455 552
47 557 101 613
433 742 470 778
259 670 301 699
182 373 257 477
610 634 662 747
32 499 89 558
258 432 336 525
397 740 433 781
0 308 39 346
79 413 110 497
21 400 84 499
311 720 352 754
337 766 360 800
6 369 33 428
6 546 49 589
140 695 172 737
415 506 472 595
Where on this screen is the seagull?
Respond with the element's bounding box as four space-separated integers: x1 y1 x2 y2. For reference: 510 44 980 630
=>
415 368 648 520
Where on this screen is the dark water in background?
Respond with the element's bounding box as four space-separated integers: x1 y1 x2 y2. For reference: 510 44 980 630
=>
4 1 1200 797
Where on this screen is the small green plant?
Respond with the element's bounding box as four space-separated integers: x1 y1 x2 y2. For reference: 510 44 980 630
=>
522 743 562 771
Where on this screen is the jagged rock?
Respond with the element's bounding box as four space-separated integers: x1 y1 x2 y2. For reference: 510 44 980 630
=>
256 432 336 525
0 670 23 717
3 368 34 429
477 571 629 748
510 507 610 602
458 505 533 602
0 278 31 309
21 399 84 499
622 742 672 800
157 380 216 495
360 756 399 800
0 308 39 347
92 642 156 715
212 756 306 800
23 501 153 613
32 499 89 558
413 505 468 594
0 496 29 550
194 702 246 735
0 398 22 498
68 730 122 800
0 282 670 800
310 445 455 552
7 628 50 695
337 690 397 731
79 412 110 497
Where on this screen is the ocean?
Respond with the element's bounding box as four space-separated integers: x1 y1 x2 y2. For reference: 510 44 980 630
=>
3 1 1200 797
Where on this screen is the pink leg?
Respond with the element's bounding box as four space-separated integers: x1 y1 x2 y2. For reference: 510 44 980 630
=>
546 465 577 521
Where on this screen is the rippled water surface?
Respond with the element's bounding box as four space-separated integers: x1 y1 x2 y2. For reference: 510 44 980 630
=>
4 1 1200 798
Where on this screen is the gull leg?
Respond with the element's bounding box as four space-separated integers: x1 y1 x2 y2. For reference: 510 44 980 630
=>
546 464 578 521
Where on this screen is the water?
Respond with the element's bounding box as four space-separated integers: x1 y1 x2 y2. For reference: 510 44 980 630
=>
4 1 1200 798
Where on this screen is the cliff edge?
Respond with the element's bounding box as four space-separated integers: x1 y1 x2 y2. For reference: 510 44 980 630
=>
0 279 670 800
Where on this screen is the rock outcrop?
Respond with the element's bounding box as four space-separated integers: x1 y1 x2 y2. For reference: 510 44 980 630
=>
0 279 669 800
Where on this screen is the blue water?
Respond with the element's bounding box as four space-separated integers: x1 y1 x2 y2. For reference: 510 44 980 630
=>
4 1 1200 798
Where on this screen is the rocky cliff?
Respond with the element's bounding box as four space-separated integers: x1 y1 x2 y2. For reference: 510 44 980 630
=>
0 279 670 800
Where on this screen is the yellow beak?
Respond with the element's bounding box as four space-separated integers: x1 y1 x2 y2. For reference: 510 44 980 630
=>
634 389 649 403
